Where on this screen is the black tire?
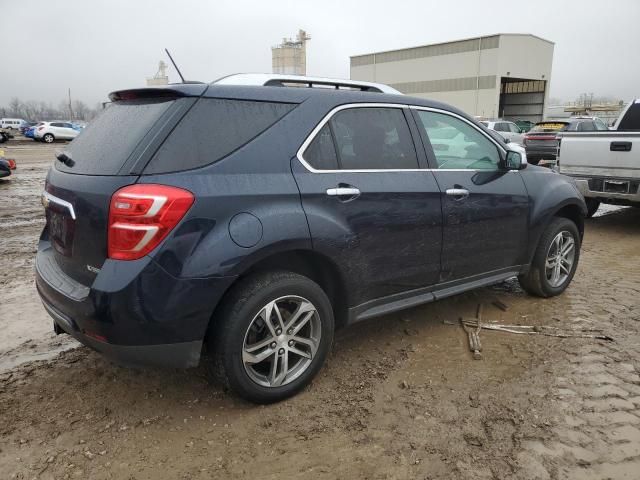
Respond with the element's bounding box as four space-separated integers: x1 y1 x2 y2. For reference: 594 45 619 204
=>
518 217 581 298
585 198 600 218
43 133 54 143
206 271 334 404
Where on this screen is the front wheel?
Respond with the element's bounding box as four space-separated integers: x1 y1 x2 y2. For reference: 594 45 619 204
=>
518 217 581 297
207 271 334 403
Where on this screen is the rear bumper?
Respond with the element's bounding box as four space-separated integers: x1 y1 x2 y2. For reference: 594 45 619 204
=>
573 177 640 204
35 243 236 368
41 298 202 368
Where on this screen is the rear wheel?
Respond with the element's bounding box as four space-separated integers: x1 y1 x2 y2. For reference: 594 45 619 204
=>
43 133 55 143
207 271 334 403
585 198 600 218
518 217 581 297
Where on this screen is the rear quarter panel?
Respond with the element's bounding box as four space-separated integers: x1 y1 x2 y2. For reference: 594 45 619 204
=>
139 102 314 280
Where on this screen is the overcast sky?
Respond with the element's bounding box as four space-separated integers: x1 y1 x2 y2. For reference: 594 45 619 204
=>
2 0 638 107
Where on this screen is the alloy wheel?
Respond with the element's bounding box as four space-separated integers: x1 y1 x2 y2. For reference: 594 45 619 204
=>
545 231 575 288
242 296 321 388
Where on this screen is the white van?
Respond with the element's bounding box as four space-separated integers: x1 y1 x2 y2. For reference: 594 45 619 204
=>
1 118 27 130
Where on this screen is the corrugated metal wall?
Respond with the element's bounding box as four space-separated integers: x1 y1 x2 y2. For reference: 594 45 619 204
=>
351 35 499 67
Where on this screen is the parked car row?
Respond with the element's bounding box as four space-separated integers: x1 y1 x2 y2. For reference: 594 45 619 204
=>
0 118 85 143
480 116 609 167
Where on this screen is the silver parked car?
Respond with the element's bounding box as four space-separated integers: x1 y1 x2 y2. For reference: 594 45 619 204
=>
35 121 80 143
480 120 524 145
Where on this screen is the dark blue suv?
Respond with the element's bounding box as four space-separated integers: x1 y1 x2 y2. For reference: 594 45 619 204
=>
36 75 586 403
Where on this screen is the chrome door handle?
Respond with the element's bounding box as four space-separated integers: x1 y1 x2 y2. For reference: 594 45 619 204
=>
446 188 469 198
326 187 361 196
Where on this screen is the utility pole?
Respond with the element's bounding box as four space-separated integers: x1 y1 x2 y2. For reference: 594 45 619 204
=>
68 88 74 120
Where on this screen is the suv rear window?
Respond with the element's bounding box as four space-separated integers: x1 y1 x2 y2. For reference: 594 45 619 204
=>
530 122 569 132
144 99 295 174
57 98 176 175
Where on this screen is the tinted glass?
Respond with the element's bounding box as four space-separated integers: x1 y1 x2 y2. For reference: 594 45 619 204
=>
618 103 640 131
329 108 418 170
51 122 63 127
416 111 500 170
494 123 508 132
577 121 596 131
58 98 176 175
594 118 608 130
531 122 569 132
304 124 338 170
508 123 520 133
146 99 295 174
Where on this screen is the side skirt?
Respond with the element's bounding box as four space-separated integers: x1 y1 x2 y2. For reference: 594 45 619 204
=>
347 266 526 324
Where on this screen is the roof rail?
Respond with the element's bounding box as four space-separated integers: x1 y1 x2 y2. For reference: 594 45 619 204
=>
212 73 402 95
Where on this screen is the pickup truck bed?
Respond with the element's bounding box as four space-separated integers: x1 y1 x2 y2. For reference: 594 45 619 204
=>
558 101 640 216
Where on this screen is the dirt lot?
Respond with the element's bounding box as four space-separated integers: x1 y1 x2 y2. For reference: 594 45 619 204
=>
1 143 639 479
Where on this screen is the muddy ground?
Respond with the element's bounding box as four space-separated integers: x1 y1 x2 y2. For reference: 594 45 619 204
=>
1 143 639 479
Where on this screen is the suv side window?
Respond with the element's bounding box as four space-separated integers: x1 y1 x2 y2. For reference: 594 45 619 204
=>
494 122 508 132
415 110 501 170
145 99 295 174
594 118 608 130
328 107 419 170
508 123 521 133
577 121 596 131
304 124 339 170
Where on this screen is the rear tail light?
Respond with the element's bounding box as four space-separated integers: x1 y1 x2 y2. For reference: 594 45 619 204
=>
108 184 194 261
37 126 44 131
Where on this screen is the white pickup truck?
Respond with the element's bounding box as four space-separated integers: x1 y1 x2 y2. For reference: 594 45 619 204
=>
557 99 640 217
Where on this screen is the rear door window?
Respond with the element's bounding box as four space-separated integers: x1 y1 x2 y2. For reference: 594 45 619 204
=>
145 99 295 174
328 107 418 170
58 98 177 175
303 124 339 170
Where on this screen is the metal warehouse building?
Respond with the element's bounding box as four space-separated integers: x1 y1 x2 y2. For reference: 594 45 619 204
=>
350 34 554 122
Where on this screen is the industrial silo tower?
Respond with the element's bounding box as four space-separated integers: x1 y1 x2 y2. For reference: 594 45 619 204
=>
272 30 311 75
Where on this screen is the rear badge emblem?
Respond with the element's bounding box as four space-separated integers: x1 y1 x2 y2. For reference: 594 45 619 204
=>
86 265 101 274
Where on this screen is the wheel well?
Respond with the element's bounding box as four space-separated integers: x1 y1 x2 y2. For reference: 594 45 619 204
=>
213 250 349 331
554 204 584 239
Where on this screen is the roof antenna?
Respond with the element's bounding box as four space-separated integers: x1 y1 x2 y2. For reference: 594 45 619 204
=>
164 48 185 83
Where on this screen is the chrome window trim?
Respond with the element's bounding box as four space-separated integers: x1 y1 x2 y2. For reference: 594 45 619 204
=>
42 191 76 220
296 103 508 174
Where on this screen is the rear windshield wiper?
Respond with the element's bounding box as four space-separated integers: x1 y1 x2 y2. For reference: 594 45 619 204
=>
55 151 75 167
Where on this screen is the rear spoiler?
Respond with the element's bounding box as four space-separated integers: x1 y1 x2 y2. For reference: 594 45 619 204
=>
109 84 207 102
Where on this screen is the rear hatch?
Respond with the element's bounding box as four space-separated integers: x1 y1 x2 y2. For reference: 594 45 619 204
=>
42 87 203 286
524 121 569 149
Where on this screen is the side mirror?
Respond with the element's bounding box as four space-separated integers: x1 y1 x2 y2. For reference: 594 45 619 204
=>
504 150 526 170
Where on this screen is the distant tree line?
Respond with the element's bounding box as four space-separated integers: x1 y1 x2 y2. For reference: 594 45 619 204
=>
0 97 104 122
